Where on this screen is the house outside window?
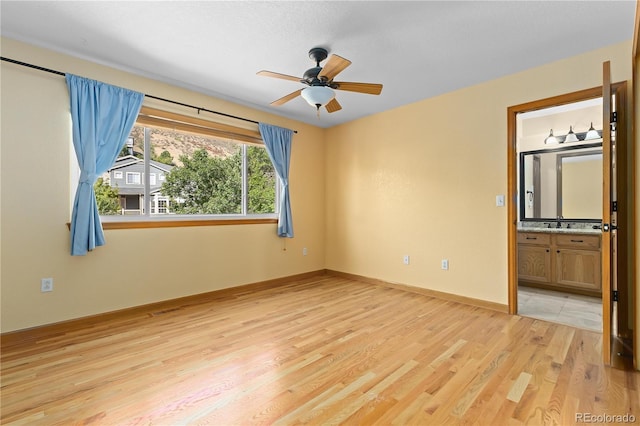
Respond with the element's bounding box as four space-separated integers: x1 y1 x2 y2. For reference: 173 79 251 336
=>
94 119 278 220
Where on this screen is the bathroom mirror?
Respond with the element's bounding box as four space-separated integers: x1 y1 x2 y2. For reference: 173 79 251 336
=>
519 142 602 222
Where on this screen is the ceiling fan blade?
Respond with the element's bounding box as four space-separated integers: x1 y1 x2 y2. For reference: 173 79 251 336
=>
257 70 302 83
318 54 351 81
333 82 383 95
271 89 303 106
325 98 342 113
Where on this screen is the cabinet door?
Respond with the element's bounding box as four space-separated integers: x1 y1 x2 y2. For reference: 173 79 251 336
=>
554 249 601 292
518 245 551 283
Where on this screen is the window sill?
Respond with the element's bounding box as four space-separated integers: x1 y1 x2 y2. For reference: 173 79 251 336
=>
66 217 278 230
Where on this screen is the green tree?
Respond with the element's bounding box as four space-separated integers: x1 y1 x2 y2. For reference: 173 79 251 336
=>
160 147 277 215
94 177 120 215
161 149 242 214
152 149 174 165
118 144 130 158
247 146 276 213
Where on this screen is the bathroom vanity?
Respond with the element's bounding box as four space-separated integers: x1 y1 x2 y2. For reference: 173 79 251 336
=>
518 142 604 298
517 228 602 297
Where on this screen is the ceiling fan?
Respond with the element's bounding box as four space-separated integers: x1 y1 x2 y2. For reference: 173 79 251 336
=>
257 47 383 114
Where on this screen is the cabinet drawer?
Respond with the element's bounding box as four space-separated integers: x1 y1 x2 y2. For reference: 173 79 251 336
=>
554 234 600 249
518 232 551 245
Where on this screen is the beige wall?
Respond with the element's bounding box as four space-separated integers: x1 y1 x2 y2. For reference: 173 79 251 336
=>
0 38 326 333
325 40 632 307
518 104 603 152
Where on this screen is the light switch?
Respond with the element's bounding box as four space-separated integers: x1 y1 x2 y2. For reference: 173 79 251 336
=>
496 195 505 207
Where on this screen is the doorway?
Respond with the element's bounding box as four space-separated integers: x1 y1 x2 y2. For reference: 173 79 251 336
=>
507 82 634 367
516 98 604 332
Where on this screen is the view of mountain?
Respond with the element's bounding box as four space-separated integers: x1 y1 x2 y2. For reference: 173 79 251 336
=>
129 125 238 166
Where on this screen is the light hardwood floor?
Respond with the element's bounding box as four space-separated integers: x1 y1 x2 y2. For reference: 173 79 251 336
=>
1 274 638 425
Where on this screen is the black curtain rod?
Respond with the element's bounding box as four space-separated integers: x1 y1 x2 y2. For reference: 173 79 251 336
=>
1 56 297 133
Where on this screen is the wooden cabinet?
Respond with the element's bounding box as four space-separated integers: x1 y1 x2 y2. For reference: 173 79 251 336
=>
518 231 601 296
553 234 601 293
518 233 551 283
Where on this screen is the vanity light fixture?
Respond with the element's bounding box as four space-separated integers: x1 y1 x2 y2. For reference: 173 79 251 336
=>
543 124 602 144
564 126 579 143
544 129 559 145
584 122 601 140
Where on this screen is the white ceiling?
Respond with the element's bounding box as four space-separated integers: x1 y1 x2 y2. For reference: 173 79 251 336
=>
0 1 636 128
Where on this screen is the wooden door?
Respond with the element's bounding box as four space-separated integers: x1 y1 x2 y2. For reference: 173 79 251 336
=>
601 61 613 365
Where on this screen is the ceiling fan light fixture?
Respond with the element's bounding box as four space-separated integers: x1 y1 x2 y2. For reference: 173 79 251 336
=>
301 86 335 109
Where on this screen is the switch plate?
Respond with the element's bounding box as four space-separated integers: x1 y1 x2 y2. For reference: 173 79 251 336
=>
441 259 449 270
403 255 410 265
41 278 53 292
496 195 505 207
302 247 308 256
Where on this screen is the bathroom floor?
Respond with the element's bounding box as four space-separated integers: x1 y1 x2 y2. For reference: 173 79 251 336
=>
517 286 602 332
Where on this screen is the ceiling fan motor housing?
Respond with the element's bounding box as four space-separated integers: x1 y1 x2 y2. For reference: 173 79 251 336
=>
302 66 327 86
303 47 330 86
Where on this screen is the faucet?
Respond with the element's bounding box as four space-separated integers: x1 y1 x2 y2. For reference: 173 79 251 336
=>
556 216 562 229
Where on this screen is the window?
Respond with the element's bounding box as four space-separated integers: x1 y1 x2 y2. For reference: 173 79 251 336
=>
93 107 278 225
114 171 123 179
126 172 141 185
157 198 168 214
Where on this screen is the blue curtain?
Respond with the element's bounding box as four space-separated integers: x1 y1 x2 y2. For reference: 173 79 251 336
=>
66 74 144 256
259 123 294 237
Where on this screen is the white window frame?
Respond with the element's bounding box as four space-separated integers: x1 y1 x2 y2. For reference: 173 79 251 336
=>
114 171 123 179
99 122 279 226
126 172 141 185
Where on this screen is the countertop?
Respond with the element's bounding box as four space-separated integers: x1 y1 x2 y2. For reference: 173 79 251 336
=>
517 227 602 235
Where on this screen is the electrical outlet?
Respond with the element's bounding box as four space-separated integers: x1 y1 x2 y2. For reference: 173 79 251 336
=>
41 278 53 292
441 259 449 270
403 255 410 265
303 247 308 256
